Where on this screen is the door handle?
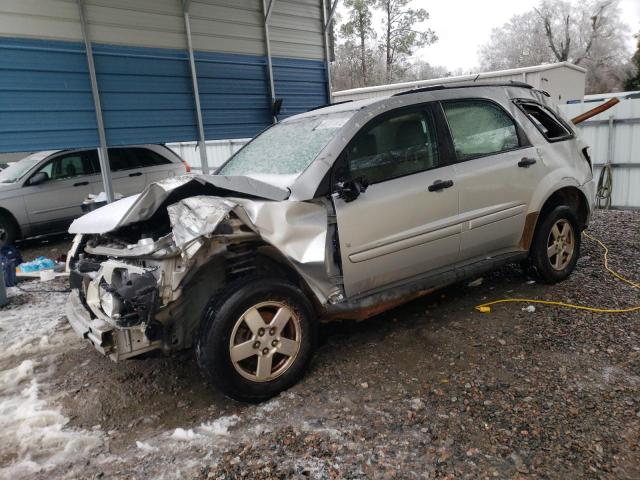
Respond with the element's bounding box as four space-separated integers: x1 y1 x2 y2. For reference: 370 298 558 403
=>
128 172 143 177
73 181 89 187
428 179 454 192
518 157 537 168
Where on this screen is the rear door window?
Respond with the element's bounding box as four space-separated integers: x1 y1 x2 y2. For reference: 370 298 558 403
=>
107 148 140 171
346 107 441 185
442 100 521 160
515 100 573 142
131 148 172 168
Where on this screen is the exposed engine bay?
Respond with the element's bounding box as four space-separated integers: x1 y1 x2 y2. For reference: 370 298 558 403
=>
66 175 343 361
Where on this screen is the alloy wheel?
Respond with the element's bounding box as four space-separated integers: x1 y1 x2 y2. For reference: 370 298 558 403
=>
546 218 575 270
229 301 302 382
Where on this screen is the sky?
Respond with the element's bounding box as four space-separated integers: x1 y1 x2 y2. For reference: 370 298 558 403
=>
338 0 640 73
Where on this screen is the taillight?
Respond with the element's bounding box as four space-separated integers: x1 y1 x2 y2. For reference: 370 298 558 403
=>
182 160 191 173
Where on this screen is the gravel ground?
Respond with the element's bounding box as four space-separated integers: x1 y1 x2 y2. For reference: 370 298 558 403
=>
1 209 638 479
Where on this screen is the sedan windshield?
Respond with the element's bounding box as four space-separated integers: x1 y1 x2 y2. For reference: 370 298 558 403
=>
218 111 353 177
0 152 51 183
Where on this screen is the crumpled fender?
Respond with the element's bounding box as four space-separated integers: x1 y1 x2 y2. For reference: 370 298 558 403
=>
166 195 332 302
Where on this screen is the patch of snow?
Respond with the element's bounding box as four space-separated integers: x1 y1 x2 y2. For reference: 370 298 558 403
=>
168 414 240 442
258 399 280 414
522 305 536 313
170 428 201 441
199 415 240 436
136 441 159 453
0 284 69 361
0 359 103 479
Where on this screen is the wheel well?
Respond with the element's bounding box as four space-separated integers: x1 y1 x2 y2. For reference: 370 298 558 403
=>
224 243 320 311
538 187 589 231
0 207 21 239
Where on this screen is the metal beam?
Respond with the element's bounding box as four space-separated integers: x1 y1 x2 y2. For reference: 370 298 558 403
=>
77 0 114 202
324 0 339 33
321 0 335 102
183 0 210 174
265 0 275 23
262 0 277 123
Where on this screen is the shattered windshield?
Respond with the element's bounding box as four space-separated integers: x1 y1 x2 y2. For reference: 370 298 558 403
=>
218 111 353 177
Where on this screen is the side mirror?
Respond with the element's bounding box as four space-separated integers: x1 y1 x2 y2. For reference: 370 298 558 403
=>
28 171 49 186
335 176 369 203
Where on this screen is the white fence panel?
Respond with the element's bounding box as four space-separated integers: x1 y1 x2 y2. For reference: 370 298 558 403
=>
560 99 640 209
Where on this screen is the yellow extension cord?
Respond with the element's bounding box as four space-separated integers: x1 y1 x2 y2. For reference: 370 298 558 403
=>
475 231 640 314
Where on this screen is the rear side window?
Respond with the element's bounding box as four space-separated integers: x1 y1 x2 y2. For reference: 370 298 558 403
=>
108 148 140 171
515 101 573 142
346 108 440 185
131 148 172 167
442 100 521 160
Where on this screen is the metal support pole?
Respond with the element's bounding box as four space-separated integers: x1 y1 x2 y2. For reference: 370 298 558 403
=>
324 0 339 33
262 0 277 123
78 0 114 202
321 0 338 103
607 114 615 165
183 0 210 174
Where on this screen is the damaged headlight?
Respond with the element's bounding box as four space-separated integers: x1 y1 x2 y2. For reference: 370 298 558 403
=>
99 285 121 318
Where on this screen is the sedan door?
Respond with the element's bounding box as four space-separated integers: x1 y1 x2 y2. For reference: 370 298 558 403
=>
105 148 146 197
333 104 460 297
440 99 546 262
128 147 181 184
22 151 98 234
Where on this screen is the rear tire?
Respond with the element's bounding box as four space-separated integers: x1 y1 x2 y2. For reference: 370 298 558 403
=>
529 205 580 284
0 212 18 247
196 276 317 403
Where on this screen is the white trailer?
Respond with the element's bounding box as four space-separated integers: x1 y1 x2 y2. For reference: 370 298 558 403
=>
333 62 586 105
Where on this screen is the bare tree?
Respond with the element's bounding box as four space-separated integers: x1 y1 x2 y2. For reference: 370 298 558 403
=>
479 0 632 93
340 0 376 85
479 11 554 70
376 0 437 82
624 32 640 91
534 0 614 65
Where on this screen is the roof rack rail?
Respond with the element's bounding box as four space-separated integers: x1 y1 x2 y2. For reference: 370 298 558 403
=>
392 81 535 97
306 99 353 112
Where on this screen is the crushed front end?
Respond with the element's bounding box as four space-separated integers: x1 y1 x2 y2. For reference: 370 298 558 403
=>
65 234 191 361
64 176 338 362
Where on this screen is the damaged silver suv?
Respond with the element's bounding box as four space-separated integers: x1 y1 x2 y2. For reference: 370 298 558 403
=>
66 82 594 402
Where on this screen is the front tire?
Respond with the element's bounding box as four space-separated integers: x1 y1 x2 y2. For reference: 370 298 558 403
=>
0 212 18 247
196 277 317 402
529 205 581 284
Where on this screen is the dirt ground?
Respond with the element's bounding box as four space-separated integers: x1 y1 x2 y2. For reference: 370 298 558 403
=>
1 209 638 479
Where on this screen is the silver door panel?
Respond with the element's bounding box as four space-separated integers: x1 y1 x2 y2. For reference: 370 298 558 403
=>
335 166 459 297
454 147 544 259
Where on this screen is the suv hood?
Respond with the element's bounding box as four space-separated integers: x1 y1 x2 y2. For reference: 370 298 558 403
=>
69 174 289 234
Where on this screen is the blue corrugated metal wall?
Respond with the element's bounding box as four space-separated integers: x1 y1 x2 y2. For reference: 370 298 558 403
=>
0 37 328 153
0 38 99 151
